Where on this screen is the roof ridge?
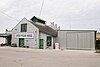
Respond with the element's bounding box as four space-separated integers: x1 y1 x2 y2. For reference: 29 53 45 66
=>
27 19 57 36
31 16 46 22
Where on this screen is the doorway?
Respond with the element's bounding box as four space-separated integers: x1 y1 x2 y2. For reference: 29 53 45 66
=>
39 39 44 49
19 38 24 47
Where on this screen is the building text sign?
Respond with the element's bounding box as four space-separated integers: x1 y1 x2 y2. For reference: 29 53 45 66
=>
15 33 33 38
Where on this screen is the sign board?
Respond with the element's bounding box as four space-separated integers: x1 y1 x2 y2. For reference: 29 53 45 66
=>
15 33 33 38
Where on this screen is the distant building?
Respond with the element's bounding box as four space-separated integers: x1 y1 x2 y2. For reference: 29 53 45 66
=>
96 32 100 40
96 32 100 49
0 16 97 50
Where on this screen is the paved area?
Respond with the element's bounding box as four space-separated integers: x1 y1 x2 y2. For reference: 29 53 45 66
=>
0 47 100 67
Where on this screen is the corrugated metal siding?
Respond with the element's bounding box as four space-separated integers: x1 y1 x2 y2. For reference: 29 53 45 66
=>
57 31 96 50
66 33 78 49
58 32 66 49
90 32 95 49
78 32 91 49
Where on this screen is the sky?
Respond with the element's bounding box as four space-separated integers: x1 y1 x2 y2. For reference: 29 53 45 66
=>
0 0 100 33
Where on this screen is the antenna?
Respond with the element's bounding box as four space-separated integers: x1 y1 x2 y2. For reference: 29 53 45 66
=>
39 0 44 17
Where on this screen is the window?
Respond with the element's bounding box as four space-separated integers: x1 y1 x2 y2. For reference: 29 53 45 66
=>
47 36 52 46
21 24 27 32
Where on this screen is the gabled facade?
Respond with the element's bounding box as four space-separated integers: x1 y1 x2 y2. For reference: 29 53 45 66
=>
11 16 57 49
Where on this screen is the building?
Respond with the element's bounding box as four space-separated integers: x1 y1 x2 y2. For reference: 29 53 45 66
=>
96 32 100 40
57 30 96 50
10 16 60 49
96 32 100 49
0 16 97 50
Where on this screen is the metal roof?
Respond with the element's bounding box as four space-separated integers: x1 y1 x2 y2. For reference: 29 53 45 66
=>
31 16 46 22
58 30 97 32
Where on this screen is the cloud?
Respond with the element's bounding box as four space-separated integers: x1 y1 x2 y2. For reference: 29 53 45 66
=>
0 0 10 8
0 0 100 32
3 0 42 19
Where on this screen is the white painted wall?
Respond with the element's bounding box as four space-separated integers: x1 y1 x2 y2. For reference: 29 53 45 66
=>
0 38 5 44
39 32 48 49
39 32 55 49
11 18 39 48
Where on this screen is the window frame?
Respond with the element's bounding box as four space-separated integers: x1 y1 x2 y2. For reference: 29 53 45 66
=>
21 23 27 32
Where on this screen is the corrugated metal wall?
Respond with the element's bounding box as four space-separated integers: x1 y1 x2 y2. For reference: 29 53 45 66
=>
57 30 96 50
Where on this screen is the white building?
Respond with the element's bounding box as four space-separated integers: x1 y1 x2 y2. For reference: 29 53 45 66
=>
0 16 97 50
10 16 59 49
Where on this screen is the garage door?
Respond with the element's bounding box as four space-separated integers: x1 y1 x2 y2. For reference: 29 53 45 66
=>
66 33 78 49
66 32 91 50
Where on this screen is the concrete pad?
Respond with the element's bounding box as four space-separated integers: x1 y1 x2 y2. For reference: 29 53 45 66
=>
0 47 100 67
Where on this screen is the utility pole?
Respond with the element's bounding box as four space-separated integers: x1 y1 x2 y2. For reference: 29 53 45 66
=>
39 0 44 18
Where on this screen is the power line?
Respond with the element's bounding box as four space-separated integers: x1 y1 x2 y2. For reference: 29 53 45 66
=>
0 10 19 21
39 0 44 17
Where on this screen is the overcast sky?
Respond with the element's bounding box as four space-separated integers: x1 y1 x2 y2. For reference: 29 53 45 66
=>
0 0 100 33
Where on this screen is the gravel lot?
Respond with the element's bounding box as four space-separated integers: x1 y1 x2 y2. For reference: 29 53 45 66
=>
0 47 100 67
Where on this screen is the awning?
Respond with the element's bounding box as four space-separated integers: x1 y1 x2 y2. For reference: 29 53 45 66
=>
0 33 11 37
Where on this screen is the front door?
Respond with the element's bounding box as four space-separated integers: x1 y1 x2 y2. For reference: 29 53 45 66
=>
19 38 24 47
39 39 44 49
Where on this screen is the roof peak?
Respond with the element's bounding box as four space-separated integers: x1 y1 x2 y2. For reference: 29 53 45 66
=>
31 16 46 22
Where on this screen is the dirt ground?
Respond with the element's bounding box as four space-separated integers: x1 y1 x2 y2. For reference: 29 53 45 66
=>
0 47 100 67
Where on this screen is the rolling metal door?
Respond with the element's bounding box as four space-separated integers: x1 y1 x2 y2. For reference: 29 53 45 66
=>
58 32 66 49
57 30 96 50
78 32 91 49
66 32 91 49
66 33 78 49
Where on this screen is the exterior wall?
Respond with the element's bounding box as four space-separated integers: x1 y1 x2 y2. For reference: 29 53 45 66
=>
39 32 47 49
11 18 39 48
53 37 57 48
57 30 96 50
39 32 55 49
57 31 67 49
